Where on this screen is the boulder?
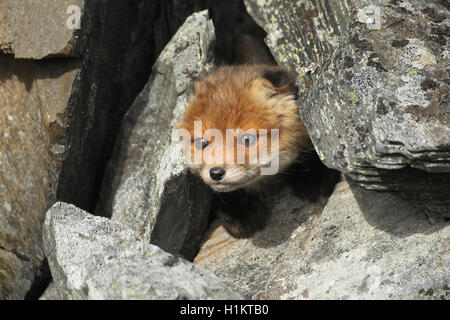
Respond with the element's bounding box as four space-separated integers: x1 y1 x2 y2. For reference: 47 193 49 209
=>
95 11 215 260
244 0 450 211
195 180 450 299
43 202 241 300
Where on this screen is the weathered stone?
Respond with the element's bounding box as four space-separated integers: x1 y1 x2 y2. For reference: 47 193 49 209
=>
245 0 450 210
0 250 35 300
43 202 241 300
0 55 80 299
95 11 215 260
195 180 450 299
0 0 85 59
39 282 67 300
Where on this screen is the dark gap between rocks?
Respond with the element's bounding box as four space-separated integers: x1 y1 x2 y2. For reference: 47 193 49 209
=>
24 259 52 300
57 1 172 213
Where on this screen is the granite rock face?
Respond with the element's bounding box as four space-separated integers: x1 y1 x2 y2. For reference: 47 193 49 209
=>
95 11 215 260
195 180 450 299
245 0 450 210
43 202 241 300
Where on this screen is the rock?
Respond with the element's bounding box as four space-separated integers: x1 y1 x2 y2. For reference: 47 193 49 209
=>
0 56 80 299
95 11 215 260
0 0 85 59
244 0 450 210
195 180 450 299
56 0 189 213
1 1 211 299
194 188 328 299
39 282 67 300
43 202 241 300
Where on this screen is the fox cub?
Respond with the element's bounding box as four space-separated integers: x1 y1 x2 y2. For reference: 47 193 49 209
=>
178 64 338 238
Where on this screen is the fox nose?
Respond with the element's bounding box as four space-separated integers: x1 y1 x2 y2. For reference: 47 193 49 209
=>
209 167 226 181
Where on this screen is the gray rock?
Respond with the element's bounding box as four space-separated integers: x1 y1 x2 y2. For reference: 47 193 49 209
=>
0 0 85 58
43 202 242 300
195 180 450 299
0 250 36 300
245 0 450 210
0 55 80 299
39 282 67 300
95 11 215 260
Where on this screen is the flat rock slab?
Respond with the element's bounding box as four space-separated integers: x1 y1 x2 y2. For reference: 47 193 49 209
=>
43 202 242 300
195 181 450 299
95 10 215 260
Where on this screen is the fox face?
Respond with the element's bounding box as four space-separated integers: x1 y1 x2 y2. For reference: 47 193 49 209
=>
177 64 311 192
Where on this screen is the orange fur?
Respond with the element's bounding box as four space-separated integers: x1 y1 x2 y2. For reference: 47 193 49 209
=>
177 64 312 192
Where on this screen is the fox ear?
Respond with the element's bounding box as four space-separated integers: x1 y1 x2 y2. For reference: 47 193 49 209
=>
254 66 296 94
253 66 298 100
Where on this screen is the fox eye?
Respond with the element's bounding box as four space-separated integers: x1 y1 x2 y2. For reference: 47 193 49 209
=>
194 137 208 150
238 133 257 147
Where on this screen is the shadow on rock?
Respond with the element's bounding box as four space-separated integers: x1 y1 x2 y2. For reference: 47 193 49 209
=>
250 189 328 249
350 179 448 238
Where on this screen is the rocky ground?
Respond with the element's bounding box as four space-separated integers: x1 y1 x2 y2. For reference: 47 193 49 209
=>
195 179 449 299
0 0 448 300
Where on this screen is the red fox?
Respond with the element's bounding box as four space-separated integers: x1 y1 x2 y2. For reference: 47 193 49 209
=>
178 64 338 238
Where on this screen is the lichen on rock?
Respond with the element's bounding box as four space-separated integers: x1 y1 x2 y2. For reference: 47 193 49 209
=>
245 0 450 212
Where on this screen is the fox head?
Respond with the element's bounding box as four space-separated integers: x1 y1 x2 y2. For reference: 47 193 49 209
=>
177 64 311 192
